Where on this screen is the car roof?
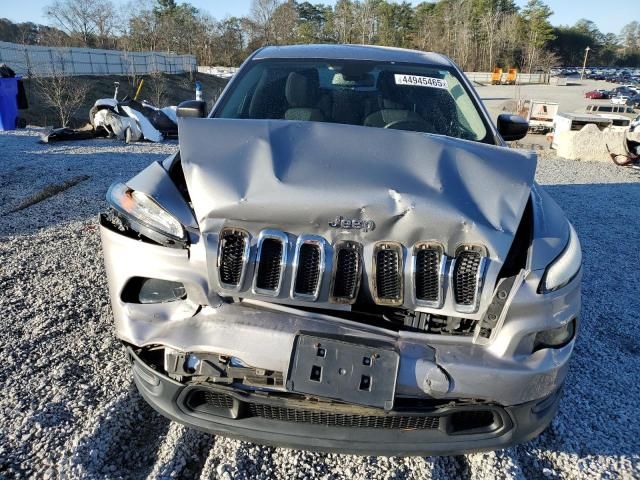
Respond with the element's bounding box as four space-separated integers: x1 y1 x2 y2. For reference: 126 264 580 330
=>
252 44 454 68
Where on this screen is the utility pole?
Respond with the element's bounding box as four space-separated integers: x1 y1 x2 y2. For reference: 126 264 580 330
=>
581 46 591 80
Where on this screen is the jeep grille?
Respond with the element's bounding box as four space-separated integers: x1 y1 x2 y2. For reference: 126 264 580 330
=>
216 228 487 311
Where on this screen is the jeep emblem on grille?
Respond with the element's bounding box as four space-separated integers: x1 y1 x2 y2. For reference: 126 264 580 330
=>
329 216 376 232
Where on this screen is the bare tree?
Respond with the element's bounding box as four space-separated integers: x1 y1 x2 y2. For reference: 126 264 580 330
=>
521 0 555 73
93 1 118 48
250 0 280 45
354 0 377 45
147 71 168 107
212 17 246 66
480 9 503 71
272 1 299 45
332 0 355 44
35 65 89 127
44 0 116 47
619 21 640 54
29 0 632 73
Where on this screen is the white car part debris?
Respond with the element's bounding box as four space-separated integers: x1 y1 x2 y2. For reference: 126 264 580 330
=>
142 101 179 124
94 98 119 109
93 109 142 143
161 106 178 125
121 105 163 143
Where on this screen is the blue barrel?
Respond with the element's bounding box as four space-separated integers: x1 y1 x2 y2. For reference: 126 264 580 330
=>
0 77 19 131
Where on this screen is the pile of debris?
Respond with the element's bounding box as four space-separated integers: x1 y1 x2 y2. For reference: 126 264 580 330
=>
41 97 179 144
40 79 205 144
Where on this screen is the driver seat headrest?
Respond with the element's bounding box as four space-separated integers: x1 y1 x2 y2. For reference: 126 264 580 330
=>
376 71 406 110
285 69 321 107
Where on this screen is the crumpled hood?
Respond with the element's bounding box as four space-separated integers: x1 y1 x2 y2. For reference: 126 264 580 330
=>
178 118 536 263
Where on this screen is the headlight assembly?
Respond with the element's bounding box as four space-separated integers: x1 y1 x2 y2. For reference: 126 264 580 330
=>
106 182 186 244
540 223 582 293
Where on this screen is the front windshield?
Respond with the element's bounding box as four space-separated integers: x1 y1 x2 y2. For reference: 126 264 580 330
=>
214 59 489 142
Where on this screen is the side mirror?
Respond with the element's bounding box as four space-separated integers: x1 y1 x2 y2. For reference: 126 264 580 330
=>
177 100 206 118
497 114 529 141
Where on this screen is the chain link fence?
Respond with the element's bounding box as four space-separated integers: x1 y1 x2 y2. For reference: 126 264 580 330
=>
0 41 196 77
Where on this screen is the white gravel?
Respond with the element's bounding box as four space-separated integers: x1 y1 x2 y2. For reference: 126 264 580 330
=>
0 128 639 479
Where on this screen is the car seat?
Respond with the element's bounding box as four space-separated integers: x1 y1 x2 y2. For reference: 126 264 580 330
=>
284 70 326 121
363 71 429 129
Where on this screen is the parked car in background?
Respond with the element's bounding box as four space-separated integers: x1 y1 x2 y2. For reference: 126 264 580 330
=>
628 94 640 109
100 44 581 456
585 90 607 99
586 103 637 118
611 95 631 105
612 86 638 97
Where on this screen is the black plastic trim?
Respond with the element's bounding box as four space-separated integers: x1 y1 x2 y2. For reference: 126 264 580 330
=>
128 347 562 456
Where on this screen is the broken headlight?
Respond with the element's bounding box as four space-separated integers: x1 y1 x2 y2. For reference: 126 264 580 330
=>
540 223 581 293
106 182 185 242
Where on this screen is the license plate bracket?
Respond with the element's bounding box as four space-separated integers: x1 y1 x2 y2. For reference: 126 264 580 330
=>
286 334 399 410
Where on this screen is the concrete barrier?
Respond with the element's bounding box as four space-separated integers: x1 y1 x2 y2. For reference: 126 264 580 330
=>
555 123 640 162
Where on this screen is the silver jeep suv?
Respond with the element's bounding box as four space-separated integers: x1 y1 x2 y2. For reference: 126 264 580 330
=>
100 44 581 456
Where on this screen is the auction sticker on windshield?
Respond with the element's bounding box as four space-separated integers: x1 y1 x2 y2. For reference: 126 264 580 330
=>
394 74 448 89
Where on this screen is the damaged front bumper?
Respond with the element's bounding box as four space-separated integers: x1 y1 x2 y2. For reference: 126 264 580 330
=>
129 347 562 456
101 213 579 454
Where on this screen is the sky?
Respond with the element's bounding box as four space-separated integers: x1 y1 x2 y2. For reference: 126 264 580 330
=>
2 0 637 36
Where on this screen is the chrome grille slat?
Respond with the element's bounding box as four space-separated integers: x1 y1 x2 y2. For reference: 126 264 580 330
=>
330 241 363 303
291 235 326 301
216 228 488 314
217 228 250 290
413 243 446 308
295 244 321 294
453 252 481 304
256 240 283 289
451 247 487 314
252 230 288 296
373 242 403 306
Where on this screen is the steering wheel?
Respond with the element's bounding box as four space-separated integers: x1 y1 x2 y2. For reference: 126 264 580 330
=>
383 119 434 133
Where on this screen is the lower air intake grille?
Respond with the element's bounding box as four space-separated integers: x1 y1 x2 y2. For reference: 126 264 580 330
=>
203 391 234 409
331 243 362 302
374 244 403 305
453 250 482 306
218 230 248 287
247 403 440 429
197 389 499 432
415 246 442 305
255 238 284 292
294 243 321 296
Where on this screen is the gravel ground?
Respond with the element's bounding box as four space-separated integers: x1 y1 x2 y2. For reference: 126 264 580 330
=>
0 128 639 479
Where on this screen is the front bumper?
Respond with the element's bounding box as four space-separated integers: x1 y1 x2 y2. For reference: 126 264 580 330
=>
101 221 580 407
129 347 562 456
